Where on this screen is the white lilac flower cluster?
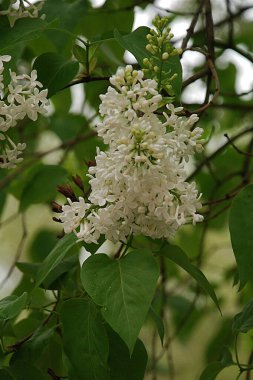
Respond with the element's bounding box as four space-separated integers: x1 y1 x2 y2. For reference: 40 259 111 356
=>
0 0 45 27
59 65 204 244
0 55 49 169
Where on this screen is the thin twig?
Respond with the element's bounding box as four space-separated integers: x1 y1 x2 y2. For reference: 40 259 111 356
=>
188 126 253 181
181 0 205 51
224 133 253 157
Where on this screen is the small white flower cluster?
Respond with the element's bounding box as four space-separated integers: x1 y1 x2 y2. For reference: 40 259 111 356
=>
0 0 45 27
0 55 49 169
59 65 204 244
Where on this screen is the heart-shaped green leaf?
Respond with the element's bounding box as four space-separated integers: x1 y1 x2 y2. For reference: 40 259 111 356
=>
81 250 159 353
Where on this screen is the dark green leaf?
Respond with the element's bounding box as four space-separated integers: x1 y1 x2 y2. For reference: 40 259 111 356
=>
0 293 27 320
0 17 47 52
11 325 55 364
233 299 253 333
61 298 109 380
160 244 220 312
149 305 164 345
9 361 45 380
33 52 79 97
107 326 147 380
229 184 253 288
0 368 16 380
34 233 77 288
81 250 159 353
19 164 68 211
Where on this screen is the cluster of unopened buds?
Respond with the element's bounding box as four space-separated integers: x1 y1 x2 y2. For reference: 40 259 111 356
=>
0 55 49 169
0 0 45 27
143 15 182 94
55 65 204 245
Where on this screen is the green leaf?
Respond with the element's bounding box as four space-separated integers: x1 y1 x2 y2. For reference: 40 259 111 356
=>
0 17 47 52
114 27 182 99
0 368 16 380
11 325 55 365
73 43 86 64
0 293 27 320
19 164 68 211
233 299 253 333
9 361 45 380
34 234 77 288
81 250 159 353
61 298 109 380
107 326 148 380
199 361 231 380
149 305 164 345
33 52 79 97
160 244 220 312
229 184 253 288
42 254 79 289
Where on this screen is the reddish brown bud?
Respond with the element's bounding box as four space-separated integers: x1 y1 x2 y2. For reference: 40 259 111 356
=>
72 174 84 191
52 217 63 223
85 160 96 168
57 184 77 202
51 201 63 213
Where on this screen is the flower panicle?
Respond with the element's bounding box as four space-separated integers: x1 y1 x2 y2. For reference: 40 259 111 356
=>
0 55 49 169
55 65 204 245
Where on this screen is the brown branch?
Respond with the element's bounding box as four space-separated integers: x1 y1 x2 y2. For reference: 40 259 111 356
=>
191 57 220 114
63 75 109 89
181 0 205 51
215 39 253 64
188 126 253 181
224 133 253 157
0 128 97 192
182 68 208 88
187 5 253 42
225 0 234 45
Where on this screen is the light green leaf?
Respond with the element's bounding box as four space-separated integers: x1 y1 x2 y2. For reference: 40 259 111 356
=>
34 234 77 288
61 298 109 380
229 184 253 288
0 293 27 320
81 250 159 353
33 52 79 97
114 27 182 99
233 299 253 333
160 244 220 312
